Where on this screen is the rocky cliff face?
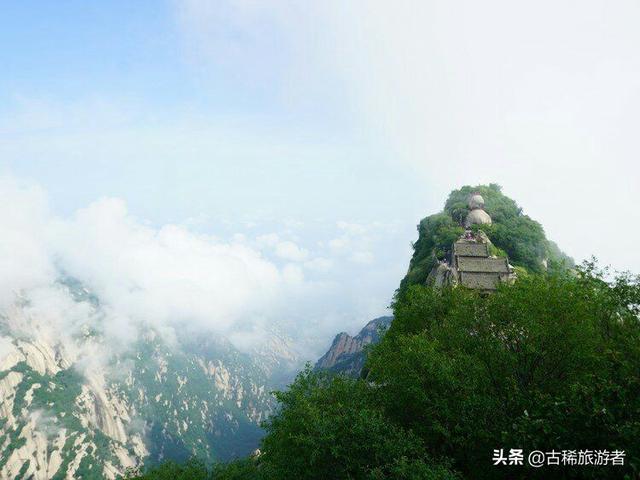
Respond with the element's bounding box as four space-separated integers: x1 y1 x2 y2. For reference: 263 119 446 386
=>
0 282 298 479
315 316 392 376
0 335 148 480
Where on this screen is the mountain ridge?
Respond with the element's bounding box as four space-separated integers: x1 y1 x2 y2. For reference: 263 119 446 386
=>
0 279 298 479
314 316 392 377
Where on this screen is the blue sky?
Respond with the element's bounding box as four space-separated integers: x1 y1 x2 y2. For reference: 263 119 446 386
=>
1 1 639 354
2 2 183 103
0 1 425 353
0 1 425 224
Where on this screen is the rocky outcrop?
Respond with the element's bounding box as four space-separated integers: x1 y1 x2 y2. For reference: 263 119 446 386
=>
0 332 148 479
426 261 455 288
0 281 298 478
315 316 392 377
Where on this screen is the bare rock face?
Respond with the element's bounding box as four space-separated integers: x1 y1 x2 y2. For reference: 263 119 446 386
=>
315 316 392 376
0 280 299 479
316 333 358 368
464 193 492 228
426 262 454 288
0 332 147 480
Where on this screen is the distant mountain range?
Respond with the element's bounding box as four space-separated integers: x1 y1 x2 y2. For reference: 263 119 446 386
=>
0 279 298 479
315 316 392 377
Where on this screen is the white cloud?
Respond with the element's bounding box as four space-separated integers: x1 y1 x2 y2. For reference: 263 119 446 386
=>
0 177 55 307
328 236 349 251
256 233 280 247
49 197 285 336
0 178 304 354
325 221 392 263
274 240 308 262
303 257 333 273
172 0 640 273
350 251 374 265
337 221 367 236
0 336 16 364
0 176 405 362
282 264 304 284
30 410 64 439
256 234 310 263
328 1 640 273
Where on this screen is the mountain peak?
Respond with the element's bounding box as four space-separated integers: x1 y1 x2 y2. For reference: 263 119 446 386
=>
314 316 392 376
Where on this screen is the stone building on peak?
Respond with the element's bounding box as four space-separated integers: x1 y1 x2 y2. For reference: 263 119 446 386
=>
428 193 516 292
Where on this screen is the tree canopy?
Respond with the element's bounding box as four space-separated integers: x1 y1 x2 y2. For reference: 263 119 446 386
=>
370 263 640 478
134 262 640 479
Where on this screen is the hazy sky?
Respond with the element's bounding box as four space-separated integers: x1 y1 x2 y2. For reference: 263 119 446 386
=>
1 1 639 355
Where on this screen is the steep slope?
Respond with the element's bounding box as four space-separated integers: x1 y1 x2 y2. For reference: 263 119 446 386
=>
0 281 298 479
315 316 392 377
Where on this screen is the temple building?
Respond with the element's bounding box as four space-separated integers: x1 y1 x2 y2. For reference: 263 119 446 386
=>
428 193 516 292
450 233 513 291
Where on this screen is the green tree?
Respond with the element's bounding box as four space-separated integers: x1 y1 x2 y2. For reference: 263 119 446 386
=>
124 459 211 480
124 457 261 480
370 263 640 478
260 366 458 480
400 213 464 290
